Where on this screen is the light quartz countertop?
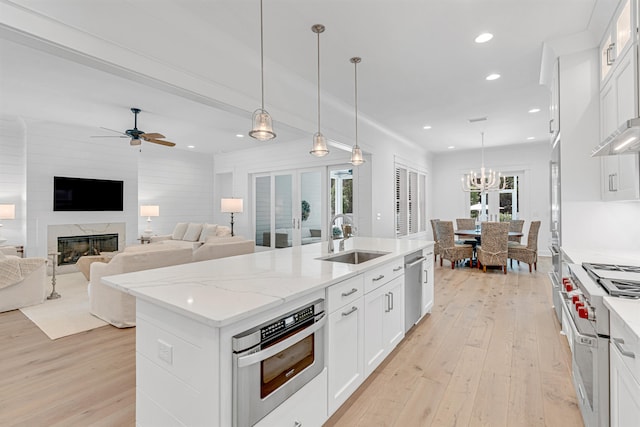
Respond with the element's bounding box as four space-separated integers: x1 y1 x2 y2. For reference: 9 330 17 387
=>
563 246 640 341
604 297 640 340
102 237 433 328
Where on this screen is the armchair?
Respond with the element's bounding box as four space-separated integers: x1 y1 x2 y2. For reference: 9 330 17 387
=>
0 254 47 312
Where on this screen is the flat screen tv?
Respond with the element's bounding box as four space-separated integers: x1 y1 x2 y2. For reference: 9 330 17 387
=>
54 176 124 211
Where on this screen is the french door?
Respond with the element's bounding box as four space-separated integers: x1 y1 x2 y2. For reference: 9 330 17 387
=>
254 168 325 248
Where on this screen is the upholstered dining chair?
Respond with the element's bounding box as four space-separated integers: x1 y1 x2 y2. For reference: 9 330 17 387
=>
455 218 477 245
508 219 525 243
430 219 440 262
508 220 541 273
435 221 473 269
476 222 509 274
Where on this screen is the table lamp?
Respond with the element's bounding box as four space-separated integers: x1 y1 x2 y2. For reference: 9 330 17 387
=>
221 198 243 236
0 204 16 244
140 205 159 237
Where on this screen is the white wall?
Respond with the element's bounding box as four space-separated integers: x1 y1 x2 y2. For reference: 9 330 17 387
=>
138 145 214 237
431 141 551 254
0 115 27 248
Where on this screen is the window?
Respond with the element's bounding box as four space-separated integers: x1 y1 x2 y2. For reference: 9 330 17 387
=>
395 165 427 237
467 173 520 220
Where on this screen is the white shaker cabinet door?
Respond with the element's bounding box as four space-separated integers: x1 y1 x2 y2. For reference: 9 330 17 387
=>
610 342 640 427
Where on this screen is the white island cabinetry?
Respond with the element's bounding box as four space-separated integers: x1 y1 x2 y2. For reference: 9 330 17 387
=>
363 260 405 377
102 237 431 427
326 275 365 415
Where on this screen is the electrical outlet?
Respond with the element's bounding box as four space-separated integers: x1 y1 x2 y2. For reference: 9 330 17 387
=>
158 339 173 365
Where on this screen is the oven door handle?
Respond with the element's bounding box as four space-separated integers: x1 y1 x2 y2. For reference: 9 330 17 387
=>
237 315 326 368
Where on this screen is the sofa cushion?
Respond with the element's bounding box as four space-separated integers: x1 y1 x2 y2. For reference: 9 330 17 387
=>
183 223 203 241
216 225 232 237
205 235 245 244
172 222 189 240
199 223 218 242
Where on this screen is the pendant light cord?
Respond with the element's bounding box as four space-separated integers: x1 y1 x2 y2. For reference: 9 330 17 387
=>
317 30 321 133
259 0 265 111
354 59 359 148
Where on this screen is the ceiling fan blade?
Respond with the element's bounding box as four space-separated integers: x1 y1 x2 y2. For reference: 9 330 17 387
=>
90 135 128 138
99 127 128 136
146 138 176 147
141 132 165 139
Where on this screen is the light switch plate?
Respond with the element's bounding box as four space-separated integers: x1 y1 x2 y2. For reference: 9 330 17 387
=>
158 339 173 365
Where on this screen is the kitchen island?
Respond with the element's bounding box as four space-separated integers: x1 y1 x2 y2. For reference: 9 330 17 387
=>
102 237 433 426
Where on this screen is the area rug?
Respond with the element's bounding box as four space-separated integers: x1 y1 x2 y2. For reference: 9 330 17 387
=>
19 272 109 339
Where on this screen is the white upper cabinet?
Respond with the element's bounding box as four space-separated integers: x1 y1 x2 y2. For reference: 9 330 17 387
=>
549 58 560 145
600 0 635 84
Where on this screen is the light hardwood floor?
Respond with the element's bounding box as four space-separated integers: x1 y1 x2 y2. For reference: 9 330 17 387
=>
0 257 582 426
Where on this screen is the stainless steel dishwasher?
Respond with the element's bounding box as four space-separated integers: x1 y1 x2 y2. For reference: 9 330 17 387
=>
404 250 426 332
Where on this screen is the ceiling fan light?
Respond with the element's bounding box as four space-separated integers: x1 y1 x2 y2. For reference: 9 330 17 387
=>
249 109 276 141
310 132 329 157
130 138 142 146
350 145 365 165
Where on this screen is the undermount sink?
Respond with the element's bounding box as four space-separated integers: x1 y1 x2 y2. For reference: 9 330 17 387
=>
318 249 390 265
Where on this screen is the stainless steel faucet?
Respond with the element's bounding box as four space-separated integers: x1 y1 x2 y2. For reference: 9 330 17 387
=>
328 213 353 253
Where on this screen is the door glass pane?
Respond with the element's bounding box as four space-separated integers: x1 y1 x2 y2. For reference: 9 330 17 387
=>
330 169 353 239
300 171 322 245
275 174 293 248
255 176 271 247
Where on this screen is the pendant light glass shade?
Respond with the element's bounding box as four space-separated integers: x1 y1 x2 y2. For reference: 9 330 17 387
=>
249 109 275 141
249 0 275 141
310 24 329 157
350 57 365 166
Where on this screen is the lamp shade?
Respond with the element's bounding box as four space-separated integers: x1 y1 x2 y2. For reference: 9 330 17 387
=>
0 204 15 220
221 198 243 213
140 205 159 217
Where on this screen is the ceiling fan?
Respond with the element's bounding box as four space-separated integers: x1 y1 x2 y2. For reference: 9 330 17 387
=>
93 107 176 147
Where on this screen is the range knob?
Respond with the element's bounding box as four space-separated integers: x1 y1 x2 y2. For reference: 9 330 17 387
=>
578 306 595 321
572 294 581 304
565 282 573 292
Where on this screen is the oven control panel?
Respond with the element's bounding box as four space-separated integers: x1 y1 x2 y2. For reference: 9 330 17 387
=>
261 305 315 341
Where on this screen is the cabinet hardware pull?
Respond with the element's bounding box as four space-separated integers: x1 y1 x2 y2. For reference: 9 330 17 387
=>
611 173 618 191
424 269 428 284
341 288 358 297
385 293 390 312
389 291 394 310
549 118 554 134
373 274 385 281
342 306 358 317
393 266 403 272
294 422 302 427
613 338 636 358
606 43 615 65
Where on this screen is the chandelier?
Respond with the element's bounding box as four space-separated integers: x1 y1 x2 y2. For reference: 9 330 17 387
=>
461 132 505 192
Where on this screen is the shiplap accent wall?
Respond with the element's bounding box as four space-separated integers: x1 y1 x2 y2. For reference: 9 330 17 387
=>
25 121 138 258
138 145 214 237
0 116 26 248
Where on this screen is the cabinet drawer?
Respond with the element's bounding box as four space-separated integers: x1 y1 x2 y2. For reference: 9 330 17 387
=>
364 259 404 294
327 275 364 313
610 311 640 384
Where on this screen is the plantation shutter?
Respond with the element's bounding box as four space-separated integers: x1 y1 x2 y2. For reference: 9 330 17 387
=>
395 167 407 236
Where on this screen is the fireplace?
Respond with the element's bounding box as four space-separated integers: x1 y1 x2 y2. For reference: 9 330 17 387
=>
57 234 118 266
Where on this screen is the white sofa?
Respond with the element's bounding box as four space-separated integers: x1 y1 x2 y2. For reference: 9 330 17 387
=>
0 253 47 313
89 236 255 327
150 223 232 249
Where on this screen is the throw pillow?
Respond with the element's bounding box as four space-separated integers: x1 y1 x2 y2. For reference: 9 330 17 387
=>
216 225 232 237
172 222 189 240
183 223 203 242
199 223 218 242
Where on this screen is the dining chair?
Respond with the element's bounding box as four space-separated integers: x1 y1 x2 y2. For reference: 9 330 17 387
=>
476 222 509 274
508 219 525 243
430 219 440 262
455 218 477 245
435 221 473 269
508 220 541 272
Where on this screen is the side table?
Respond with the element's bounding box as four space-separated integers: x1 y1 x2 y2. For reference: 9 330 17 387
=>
137 236 152 244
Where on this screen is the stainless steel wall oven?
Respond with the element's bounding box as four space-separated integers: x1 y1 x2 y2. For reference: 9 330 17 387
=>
232 299 326 427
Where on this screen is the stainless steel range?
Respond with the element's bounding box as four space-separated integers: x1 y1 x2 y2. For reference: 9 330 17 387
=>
562 262 640 427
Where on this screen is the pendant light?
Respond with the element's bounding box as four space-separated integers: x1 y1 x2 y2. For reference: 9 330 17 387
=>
350 57 365 165
310 24 329 157
249 0 276 141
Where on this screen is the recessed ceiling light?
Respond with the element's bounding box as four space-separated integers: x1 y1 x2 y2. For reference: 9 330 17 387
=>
486 73 501 81
528 108 541 113
187 145 195 149
527 137 535 140
475 33 493 43
448 146 455 149
423 125 432 130
236 134 244 138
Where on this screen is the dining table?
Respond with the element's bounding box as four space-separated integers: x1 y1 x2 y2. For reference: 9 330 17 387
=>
454 229 524 267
